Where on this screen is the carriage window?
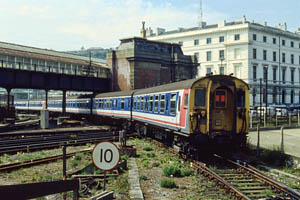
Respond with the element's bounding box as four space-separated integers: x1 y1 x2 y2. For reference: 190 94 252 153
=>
237 89 245 107
165 95 170 114
141 96 144 112
170 94 177 115
178 96 181 111
145 96 149 112
121 98 124 110
160 94 165 114
215 90 226 107
149 96 153 112
127 98 131 109
133 97 136 111
195 89 206 106
154 95 159 113
184 94 189 106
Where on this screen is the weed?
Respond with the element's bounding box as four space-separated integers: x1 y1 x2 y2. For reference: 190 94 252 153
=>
162 164 181 177
147 152 155 158
160 178 176 188
181 168 193 177
143 146 153 151
114 173 129 194
152 162 160 167
139 174 147 181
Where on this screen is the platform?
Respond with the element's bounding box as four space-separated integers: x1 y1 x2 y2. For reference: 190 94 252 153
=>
248 128 300 158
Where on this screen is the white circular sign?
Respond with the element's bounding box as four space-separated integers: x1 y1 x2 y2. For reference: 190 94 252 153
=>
92 141 120 171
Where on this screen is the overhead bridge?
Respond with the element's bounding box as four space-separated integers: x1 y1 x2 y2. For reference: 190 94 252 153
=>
0 41 112 113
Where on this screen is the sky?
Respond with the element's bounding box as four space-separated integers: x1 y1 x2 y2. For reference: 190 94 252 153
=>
0 0 299 51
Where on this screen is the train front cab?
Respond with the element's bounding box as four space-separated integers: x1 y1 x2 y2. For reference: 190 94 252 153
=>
190 76 249 146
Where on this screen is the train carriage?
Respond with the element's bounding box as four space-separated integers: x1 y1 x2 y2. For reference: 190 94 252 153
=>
14 75 249 152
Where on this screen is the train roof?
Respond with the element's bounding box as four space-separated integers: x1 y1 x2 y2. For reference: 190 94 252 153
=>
95 75 249 98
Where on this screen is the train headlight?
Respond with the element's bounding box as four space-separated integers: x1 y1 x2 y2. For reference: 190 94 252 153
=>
215 119 221 126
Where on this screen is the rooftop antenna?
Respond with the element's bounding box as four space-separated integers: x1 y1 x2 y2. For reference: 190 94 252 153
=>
198 0 203 28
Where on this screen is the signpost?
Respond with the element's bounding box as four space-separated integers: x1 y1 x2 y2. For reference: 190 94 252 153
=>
92 141 120 191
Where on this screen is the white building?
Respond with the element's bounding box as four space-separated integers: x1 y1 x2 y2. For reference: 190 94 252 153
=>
147 17 300 107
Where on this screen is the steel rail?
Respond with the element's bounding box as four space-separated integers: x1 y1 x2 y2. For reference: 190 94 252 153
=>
151 140 251 200
0 149 91 172
224 157 300 200
0 134 118 154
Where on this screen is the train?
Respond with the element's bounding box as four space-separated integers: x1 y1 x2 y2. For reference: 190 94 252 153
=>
14 75 250 153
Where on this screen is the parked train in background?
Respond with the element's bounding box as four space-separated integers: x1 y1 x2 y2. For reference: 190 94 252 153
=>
14 75 250 153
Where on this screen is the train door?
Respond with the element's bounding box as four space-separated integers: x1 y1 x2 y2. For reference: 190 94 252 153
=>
210 86 234 133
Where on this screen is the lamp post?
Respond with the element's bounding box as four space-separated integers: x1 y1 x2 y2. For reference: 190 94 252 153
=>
264 65 268 126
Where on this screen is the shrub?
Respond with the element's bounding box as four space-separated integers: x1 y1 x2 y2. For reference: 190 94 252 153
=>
181 168 193 177
143 146 153 151
162 164 181 177
160 178 176 188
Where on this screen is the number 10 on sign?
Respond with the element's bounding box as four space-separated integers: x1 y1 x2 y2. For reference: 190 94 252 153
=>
92 141 120 171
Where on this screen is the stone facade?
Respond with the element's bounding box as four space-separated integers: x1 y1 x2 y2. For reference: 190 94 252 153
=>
148 17 300 107
107 37 197 91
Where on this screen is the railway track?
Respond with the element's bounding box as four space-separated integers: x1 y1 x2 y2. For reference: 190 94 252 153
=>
0 131 119 154
151 139 300 200
0 149 91 172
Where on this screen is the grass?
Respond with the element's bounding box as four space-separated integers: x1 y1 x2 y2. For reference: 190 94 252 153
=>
139 174 147 181
160 178 177 188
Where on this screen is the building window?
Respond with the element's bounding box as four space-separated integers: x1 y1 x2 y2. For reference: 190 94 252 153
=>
234 34 240 41
206 51 212 61
263 50 267 60
291 68 295 84
219 50 224 60
263 67 268 81
273 38 276 44
291 90 294 104
219 36 224 43
253 65 257 81
291 41 294 47
194 39 199 46
234 48 241 59
282 68 286 84
282 53 286 63
263 36 267 42
178 41 183 46
291 54 294 64
273 67 277 83
253 48 257 59
219 67 224 75
253 34 256 41
273 51 276 62
194 52 199 61
234 64 241 77
206 38 211 44
273 87 277 104
299 43 300 49
299 56 300 65
206 67 212 74
282 39 285 46
282 90 286 104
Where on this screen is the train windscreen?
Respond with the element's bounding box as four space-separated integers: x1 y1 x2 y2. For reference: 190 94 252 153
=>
195 89 206 106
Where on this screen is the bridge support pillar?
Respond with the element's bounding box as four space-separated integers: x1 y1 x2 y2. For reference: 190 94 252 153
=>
62 90 66 115
6 88 11 111
45 90 48 109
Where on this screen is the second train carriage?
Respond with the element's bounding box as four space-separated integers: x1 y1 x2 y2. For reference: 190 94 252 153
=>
14 75 249 150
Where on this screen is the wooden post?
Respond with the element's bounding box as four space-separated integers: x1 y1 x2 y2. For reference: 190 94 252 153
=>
256 124 260 157
63 145 67 200
281 126 284 152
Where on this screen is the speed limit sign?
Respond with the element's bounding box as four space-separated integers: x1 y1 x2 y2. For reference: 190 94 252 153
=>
92 141 120 171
